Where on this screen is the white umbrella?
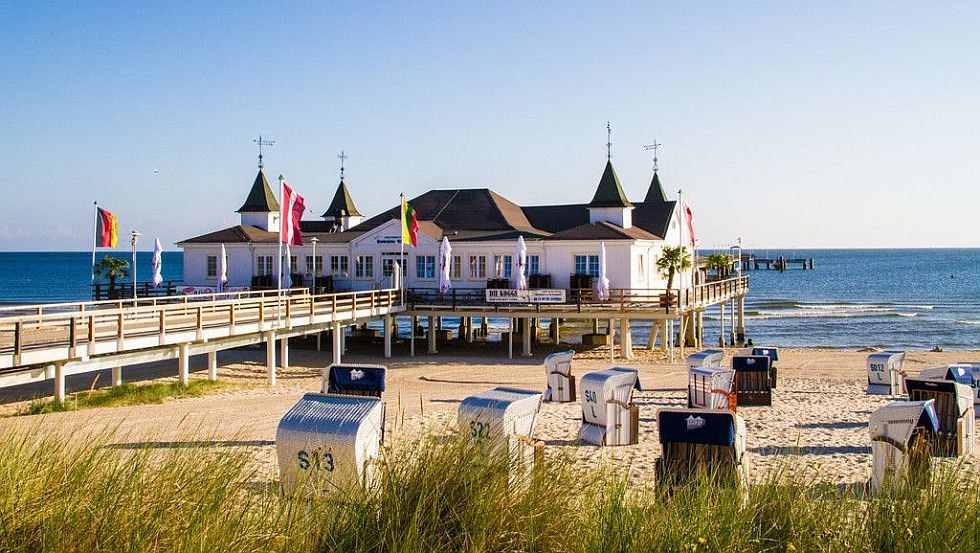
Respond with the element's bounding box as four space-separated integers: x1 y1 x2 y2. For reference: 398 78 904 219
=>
515 235 528 290
282 244 293 289
595 241 610 301
151 238 163 287
219 243 228 292
439 236 452 293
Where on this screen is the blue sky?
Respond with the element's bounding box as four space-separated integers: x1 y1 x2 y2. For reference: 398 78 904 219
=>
2 2 978 251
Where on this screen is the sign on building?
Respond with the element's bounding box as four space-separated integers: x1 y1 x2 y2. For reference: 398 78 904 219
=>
485 289 566 303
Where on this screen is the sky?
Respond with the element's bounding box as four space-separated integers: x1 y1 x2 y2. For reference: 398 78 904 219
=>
1 1 978 251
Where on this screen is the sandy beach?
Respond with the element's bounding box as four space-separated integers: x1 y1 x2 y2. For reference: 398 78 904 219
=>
2 341 977 487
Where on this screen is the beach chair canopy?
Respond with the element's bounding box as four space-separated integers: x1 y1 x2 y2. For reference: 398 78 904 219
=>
544 350 574 377
580 368 638 426
732 355 771 372
686 349 724 371
906 378 973 418
658 409 738 447
869 399 939 451
325 364 386 395
749 347 778 362
458 387 542 441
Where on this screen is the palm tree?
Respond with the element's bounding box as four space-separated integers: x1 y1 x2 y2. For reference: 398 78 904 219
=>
656 245 692 294
94 256 130 299
705 253 730 280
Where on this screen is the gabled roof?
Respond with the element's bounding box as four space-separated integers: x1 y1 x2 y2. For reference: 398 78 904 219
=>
321 179 362 219
588 161 633 209
178 225 278 245
522 204 590 233
643 171 667 203
236 170 280 213
633 200 676 239
545 221 660 241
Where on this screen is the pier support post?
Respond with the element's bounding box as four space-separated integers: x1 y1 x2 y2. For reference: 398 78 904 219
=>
678 317 686 361
593 319 600 334
265 332 276 387
208 351 218 381
465 317 474 343
668 320 675 363
332 323 342 364
608 318 616 361
428 316 437 354
719 302 726 347
410 315 417 357
384 315 392 358
620 318 633 359
111 366 122 387
522 317 532 357
550 318 560 344
737 297 746 345
729 300 736 346
647 320 659 350
316 333 322 352
280 336 289 372
508 318 514 359
52 364 65 403
179 343 190 386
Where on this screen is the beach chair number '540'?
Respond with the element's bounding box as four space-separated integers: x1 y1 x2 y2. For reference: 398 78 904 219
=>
584 390 598 417
297 447 335 472
469 420 492 441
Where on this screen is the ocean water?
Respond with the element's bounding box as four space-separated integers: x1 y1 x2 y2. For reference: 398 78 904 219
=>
1 249 977 349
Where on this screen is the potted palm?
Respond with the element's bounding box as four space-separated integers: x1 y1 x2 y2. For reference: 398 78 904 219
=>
705 253 730 281
94 255 131 300
656 245 691 311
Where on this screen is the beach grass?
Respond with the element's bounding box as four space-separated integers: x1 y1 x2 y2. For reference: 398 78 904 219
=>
14 380 236 416
1 428 978 552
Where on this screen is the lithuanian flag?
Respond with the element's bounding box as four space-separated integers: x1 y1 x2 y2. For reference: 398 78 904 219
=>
95 207 118 247
401 197 418 247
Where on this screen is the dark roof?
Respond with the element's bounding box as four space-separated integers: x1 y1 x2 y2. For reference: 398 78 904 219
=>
178 225 278 244
587 161 633 208
522 204 590 233
633 200 676 239
546 221 660 241
643 171 667 203
321 179 362 218
354 189 548 235
236 170 280 213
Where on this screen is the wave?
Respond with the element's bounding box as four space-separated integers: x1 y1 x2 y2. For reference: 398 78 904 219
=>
747 311 922 321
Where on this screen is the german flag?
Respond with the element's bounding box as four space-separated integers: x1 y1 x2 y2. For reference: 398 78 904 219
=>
95 207 118 247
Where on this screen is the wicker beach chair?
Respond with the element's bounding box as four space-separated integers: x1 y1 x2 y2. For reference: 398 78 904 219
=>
905 378 974 457
687 367 736 411
543 349 576 402
656 408 748 492
324 363 387 398
732 355 772 406
869 400 939 491
579 368 640 446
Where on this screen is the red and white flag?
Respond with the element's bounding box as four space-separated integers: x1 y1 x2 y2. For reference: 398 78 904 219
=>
280 181 306 246
684 202 698 247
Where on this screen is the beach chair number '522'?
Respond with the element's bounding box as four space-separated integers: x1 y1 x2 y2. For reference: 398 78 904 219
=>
469 421 492 441
297 446 335 473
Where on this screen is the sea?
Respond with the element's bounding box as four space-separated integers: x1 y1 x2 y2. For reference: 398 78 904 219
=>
0 249 977 350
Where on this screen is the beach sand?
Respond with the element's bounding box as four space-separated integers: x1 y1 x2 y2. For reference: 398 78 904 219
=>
2 340 977 487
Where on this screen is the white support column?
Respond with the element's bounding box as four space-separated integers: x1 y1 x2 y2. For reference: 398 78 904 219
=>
668 320 675 362
179 343 190 386
332 323 342 364
508 318 514 359
620 318 633 359
719 302 726 347
340 325 347 355
53 364 65 403
428 316 437 354
737 296 746 345
647 320 659 350
207 351 218 381
608 318 615 361
678 316 686 361
265 332 276 386
522 317 532 357
384 314 392 358
465 317 474 343
550 318 560 344
111 366 122 387
410 315 417 357
730 299 737 346
280 336 289 372
316 332 322 352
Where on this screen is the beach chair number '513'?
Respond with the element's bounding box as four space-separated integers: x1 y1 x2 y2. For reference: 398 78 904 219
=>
297 447 335 472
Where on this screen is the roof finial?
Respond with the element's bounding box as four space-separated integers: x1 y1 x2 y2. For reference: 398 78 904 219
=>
644 140 661 172
254 134 275 169
606 121 612 161
338 149 348 181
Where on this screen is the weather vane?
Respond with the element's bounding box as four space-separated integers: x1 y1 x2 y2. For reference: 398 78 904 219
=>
338 149 348 180
254 134 275 169
606 121 612 160
644 140 661 172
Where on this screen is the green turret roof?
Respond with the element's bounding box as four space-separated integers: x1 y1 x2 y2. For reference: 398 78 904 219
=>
588 160 633 209
236 170 280 213
321 179 362 219
643 171 667 203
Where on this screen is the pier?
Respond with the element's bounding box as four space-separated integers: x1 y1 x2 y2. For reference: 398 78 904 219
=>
738 254 814 272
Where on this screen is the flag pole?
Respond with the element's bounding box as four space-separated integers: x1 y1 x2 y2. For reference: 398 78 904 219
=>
399 193 405 305
278 176 284 326
91 201 98 283
678 189 684 309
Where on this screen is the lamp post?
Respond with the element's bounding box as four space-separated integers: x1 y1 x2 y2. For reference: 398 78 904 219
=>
130 230 142 300
310 236 319 292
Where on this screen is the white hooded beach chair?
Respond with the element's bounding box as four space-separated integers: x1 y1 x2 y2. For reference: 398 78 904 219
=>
867 350 907 395
276 365 387 492
579 368 640 446
685 349 724 372
688 367 736 411
543 350 576 402
869 400 939 491
458 387 544 469
656 408 748 490
905 378 975 457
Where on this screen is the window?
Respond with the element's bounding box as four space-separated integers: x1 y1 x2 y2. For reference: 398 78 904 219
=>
305 255 323 275
256 256 274 276
638 254 645 278
492 255 512 279
574 255 600 277
416 255 436 279
330 255 349 275
355 255 374 278
289 255 297 273
526 255 539 276
382 258 407 277
469 255 486 279
451 255 462 279
206 255 217 278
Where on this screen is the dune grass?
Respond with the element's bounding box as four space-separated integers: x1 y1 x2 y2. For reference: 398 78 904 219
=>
0 427 978 552
15 380 235 416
